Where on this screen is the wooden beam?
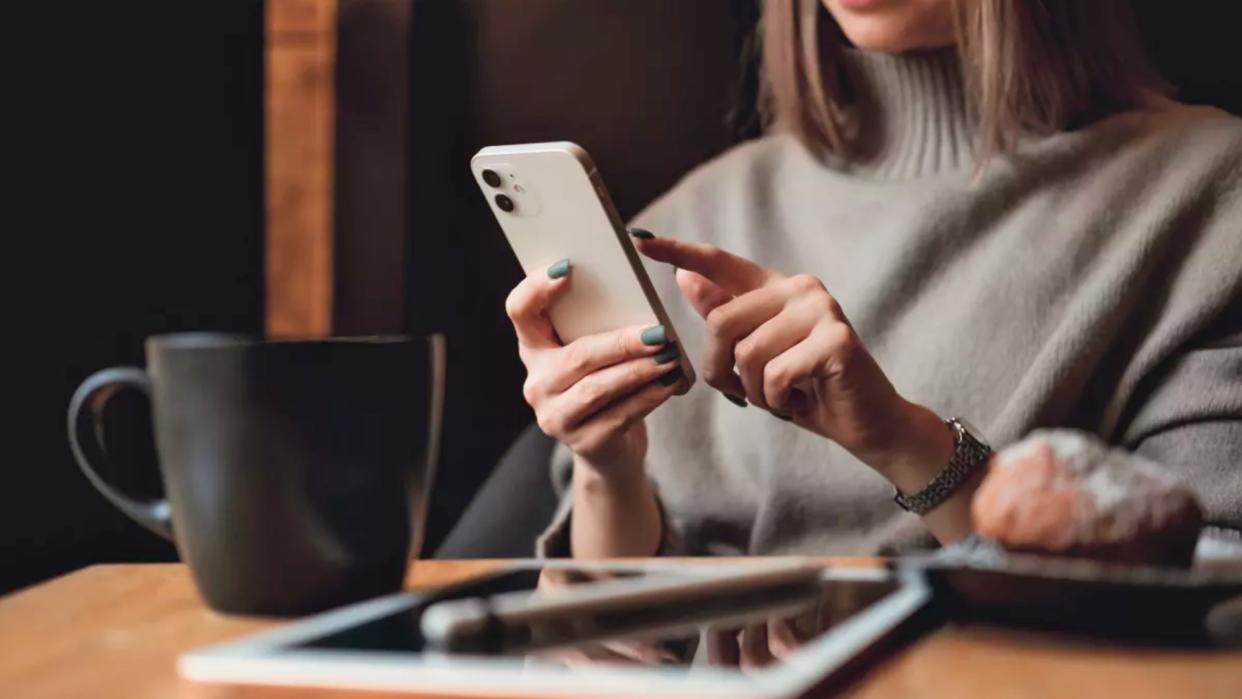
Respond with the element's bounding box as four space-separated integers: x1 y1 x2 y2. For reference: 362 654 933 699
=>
264 0 337 337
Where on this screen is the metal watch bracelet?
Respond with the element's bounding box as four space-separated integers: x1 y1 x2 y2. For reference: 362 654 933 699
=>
892 417 992 515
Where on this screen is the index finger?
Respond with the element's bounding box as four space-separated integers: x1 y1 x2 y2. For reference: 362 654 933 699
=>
635 236 773 295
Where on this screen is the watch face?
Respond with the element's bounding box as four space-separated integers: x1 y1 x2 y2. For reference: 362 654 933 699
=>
957 418 990 450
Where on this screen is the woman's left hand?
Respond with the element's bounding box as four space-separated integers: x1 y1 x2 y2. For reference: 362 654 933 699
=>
633 233 952 481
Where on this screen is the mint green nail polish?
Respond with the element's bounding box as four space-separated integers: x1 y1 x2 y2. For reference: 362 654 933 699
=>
640 324 666 346
652 343 680 365
628 227 656 240
657 367 684 386
547 258 571 279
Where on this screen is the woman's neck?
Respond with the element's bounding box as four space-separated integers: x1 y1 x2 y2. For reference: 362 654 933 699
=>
838 48 977 178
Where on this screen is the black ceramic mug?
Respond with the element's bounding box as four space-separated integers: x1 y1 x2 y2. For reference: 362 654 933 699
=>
67 333 444 615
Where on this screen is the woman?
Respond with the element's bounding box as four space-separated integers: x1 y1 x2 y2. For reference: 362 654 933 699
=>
504 0 1241 559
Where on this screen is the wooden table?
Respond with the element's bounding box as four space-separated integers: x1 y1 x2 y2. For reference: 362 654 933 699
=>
2 560 1239 699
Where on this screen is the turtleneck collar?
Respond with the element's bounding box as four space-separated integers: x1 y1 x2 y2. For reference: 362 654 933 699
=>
837 48 977 179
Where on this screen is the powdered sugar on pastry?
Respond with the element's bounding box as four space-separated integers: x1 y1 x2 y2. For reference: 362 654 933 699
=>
973 429 1204 566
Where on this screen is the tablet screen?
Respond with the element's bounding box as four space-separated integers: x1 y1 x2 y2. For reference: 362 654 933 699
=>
291 564 900 671
295 568 546 653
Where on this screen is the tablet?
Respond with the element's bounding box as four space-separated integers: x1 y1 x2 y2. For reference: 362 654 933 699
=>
179 560 935 698
419 562 832 654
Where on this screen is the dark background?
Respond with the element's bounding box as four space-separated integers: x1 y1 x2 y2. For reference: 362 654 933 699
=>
6 2 263 592
5 1 1239 594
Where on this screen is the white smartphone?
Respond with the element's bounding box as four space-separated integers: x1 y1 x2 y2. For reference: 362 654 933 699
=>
472 141 695 392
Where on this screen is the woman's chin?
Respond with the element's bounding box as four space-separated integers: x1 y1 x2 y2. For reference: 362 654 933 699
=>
837 23 954 53
831 7 956 53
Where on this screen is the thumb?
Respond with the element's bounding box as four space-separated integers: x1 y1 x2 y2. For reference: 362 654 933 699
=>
676 268 733 320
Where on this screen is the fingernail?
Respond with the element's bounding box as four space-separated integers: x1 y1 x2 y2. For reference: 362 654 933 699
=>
547 258 571 279
652 342 680 365
658 366 684 386
627 227 656 240
770 410 794 421
640 324 667 346
721 392 747 408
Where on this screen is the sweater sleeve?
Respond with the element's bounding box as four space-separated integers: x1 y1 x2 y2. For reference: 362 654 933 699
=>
1120 307 1242 528
534 441 688 558
1117 116 1242 530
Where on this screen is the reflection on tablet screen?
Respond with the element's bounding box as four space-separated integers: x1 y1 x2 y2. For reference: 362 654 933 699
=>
293 565 897 673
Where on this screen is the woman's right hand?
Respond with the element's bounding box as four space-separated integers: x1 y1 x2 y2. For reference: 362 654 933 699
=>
505 259 685 476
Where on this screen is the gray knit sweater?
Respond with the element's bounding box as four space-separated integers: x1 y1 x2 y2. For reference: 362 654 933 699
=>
538 49 1242 558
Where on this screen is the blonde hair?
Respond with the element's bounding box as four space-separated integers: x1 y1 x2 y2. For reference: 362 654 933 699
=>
760 0 1168 163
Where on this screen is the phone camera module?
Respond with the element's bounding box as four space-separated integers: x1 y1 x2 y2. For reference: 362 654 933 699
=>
495 193 515 212
481 169 503 188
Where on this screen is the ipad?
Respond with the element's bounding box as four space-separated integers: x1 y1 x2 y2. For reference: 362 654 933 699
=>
179 560 935 698
419 562 828 654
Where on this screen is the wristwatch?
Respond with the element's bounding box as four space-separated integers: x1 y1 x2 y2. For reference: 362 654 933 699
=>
892 417 992 515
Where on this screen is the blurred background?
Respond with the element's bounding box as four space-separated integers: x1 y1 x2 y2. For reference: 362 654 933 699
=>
5 0 1240 593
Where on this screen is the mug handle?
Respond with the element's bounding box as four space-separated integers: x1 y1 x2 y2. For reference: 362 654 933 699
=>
67 367 174 540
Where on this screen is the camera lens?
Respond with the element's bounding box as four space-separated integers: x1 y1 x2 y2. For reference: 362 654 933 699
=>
481 169 502 188
495 193 515 212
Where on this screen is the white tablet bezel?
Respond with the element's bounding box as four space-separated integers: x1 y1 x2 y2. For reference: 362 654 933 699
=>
179 559 932 699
